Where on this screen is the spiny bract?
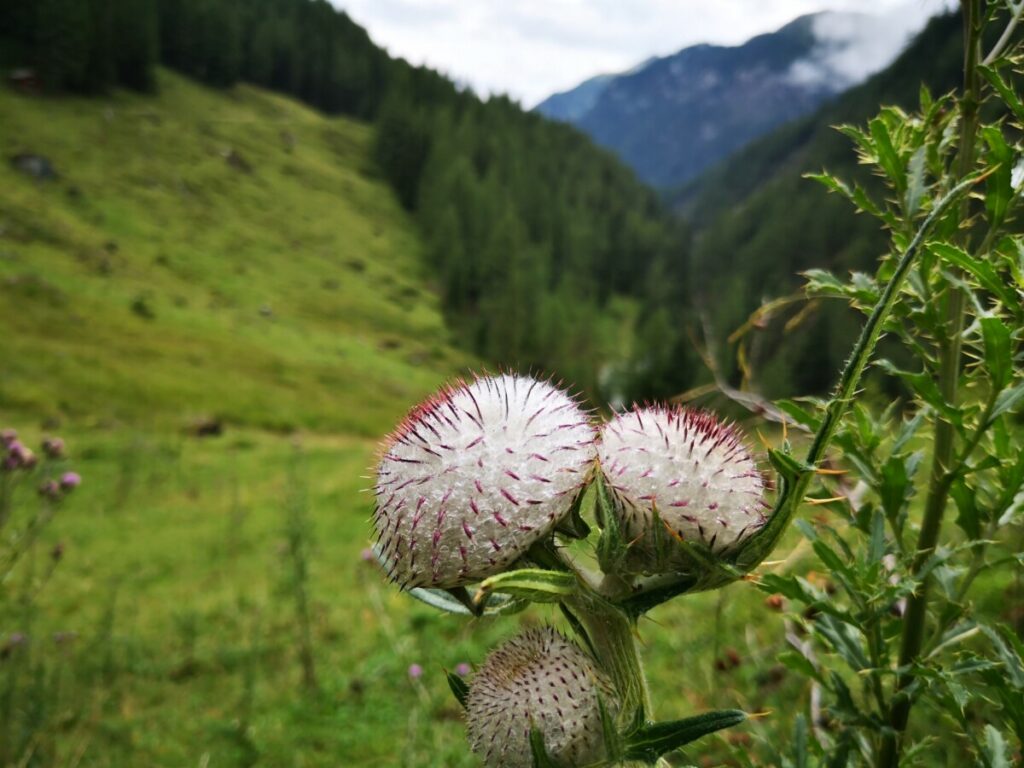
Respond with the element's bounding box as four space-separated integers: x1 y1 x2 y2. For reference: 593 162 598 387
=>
598 406 766 567
465 627 616 768
374 374 596 588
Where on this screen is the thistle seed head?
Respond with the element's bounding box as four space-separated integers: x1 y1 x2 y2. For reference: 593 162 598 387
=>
598 406 766 565
374 374 596 589
466 627 616 768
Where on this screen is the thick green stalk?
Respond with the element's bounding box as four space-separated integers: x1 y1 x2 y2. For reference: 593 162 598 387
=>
569 601 675 767
572 599 653 723
879 3 982 765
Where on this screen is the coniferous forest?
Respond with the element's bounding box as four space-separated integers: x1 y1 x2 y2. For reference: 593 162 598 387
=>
1 0 694 402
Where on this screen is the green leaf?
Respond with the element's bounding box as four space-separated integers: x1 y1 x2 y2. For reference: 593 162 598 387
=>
768 448 809 485
805 173 894 225
623 710 747 761
597 693 622 762
992 381 1024 420
595 473 628 574
555 489 591 540
905 145 926 217
558 603 597 658
815 614 870 671
983 725 1011 768
445 669 469 709
404 586 527 617
980 624 1024 689
793 713 809 768
928 242 1018 307
980 64 1024 124
982 125 1014 227
775 399 823 431
478 568 576 603
978 317 1011 393
778 650 824 685
951 478 981 539
870 117 906 194
879 454 911 521
529 726 560 768
877 359 961 423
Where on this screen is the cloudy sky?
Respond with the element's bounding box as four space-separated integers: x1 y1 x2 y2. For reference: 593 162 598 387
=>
333 0 954 107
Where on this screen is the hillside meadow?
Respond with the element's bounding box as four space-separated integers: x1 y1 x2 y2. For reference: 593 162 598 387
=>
0 73 809 766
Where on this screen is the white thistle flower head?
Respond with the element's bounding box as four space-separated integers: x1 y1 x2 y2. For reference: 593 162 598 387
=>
374 374 597 589
466 627 617 768
598 405 766 567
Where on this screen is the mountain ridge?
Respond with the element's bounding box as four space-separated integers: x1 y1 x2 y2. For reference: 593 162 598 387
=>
537 9 933 188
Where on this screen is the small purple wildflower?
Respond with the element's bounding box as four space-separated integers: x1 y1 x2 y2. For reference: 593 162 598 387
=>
42 437 65 459
1 429 17 447
38 479 61 500
456 662 471 677
407 663 423 680
60 471 81 491
360 548 374 562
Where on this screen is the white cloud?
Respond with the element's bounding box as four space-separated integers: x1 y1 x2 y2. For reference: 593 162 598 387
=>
787 1 957 89
333 0 954 107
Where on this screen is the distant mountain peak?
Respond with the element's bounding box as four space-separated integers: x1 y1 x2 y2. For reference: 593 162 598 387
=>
535 6 936 187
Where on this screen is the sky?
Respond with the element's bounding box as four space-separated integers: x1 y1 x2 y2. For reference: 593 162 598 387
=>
333 0 955 107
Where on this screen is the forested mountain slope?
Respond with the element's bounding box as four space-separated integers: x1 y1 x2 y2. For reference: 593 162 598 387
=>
1 0 695 402
674 11 963 396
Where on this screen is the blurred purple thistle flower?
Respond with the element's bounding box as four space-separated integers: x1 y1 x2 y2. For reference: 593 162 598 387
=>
360 548 373 562
1 429 17 447
408 663 423 680
42 437 65 459
456 662 471 677
38 479 61 500
60 471 81 491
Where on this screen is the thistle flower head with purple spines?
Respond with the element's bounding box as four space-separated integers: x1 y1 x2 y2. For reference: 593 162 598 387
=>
1 429 17 448
465 627 617 768
598 405 766 565
374 374 597 589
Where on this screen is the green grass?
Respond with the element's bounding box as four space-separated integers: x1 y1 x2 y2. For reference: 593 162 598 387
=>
1 427 805 767
0 70 465 435
0 73 1005 767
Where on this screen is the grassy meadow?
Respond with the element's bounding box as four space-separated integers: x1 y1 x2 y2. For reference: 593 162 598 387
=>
0 71 809 767
3 72 1014 768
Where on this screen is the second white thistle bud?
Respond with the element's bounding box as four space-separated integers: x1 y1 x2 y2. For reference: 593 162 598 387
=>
598 406 766 570
466 627 617 768
374 374 597 589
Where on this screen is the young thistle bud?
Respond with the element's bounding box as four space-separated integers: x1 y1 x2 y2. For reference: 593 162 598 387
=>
466 627 617 768
374 375 596 589
599 406 766 572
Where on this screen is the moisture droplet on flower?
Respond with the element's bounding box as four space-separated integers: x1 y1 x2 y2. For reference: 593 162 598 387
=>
374 375 596 588
598 406 766 567
466 627 616 768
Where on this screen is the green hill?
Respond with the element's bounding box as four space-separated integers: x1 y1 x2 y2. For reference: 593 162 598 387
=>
0 69 466 435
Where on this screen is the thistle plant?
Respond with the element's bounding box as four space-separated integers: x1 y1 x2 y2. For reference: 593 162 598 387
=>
369 5 1024 765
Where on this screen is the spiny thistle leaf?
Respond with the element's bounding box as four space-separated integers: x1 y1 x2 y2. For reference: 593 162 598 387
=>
623 709 748 761
477 568 577 603
446 669 470 709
